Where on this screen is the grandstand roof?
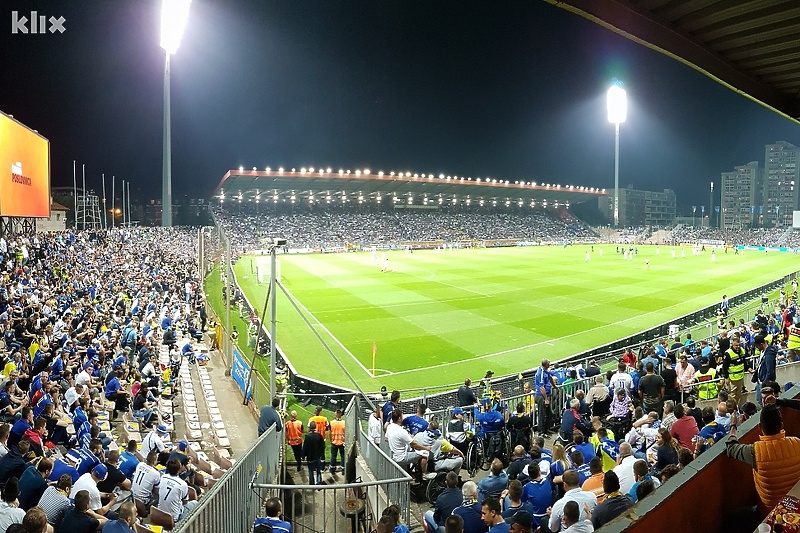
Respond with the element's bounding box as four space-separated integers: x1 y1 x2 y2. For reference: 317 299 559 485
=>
213 169 607 206
546 0 800 123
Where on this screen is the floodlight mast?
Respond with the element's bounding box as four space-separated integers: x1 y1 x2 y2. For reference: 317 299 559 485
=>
161 0 191 227
607 81 627 229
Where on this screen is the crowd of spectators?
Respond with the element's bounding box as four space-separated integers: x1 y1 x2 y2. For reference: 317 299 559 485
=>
0 228 215 532
666 225 791 247
212 207 599 253
408 293 800 532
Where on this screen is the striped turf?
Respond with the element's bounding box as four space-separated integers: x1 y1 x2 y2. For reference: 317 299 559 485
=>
235 245 798 392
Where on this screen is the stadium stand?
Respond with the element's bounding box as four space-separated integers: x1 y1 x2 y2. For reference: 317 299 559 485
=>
212 206 600 252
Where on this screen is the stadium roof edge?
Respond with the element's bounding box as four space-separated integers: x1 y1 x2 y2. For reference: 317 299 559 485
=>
212 169 609 204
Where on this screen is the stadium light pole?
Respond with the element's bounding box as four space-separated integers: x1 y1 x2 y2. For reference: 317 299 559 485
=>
709 181 714 228
160 0 191 227
607 80 627 228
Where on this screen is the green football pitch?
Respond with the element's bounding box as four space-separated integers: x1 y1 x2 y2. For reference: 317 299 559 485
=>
233 245 798 392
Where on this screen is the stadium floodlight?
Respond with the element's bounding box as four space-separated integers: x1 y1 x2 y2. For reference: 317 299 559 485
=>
607 79 627 228
160 0 191 227
161 0 191 55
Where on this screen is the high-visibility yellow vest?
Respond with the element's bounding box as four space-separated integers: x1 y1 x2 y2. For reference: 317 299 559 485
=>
788 326 800 350
694 367 718 400
727 348 746 381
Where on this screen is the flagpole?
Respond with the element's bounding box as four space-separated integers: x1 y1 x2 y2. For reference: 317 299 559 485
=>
372 342 377 377
102 173 107 229
72 160 77 228
122 180 126 228
111 176 115 229
82 164 86 230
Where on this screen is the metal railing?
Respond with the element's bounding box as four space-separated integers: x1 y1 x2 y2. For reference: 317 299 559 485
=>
173 423 282 533
251 396 412 533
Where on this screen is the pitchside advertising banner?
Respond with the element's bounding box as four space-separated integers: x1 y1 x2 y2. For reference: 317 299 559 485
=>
0 112 50 218
232 347 253 401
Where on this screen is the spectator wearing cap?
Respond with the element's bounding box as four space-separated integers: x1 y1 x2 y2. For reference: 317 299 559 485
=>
447 407 470 455
141 424 172 466
59 489 106 533
70 464 117 519
754 333 778 406
693 357 717 400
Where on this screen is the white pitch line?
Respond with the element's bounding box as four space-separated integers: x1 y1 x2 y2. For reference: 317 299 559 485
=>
387 263 793 377
279 284 376 378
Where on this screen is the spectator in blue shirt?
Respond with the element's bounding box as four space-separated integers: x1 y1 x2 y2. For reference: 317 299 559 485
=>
534 360 557 437
452 481 487 533
521 462 552 529
104 370 130 418
477 459 509 503
118 440 141 479
402 404 429 436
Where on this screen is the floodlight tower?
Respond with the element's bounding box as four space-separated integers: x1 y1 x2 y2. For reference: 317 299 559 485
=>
607 80 627 228
161 0 191 227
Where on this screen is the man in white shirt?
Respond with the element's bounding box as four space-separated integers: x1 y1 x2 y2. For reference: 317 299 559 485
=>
548 470 598 532
367 405 382 446
70 464 117 517
157 459 198 522
142 424 172 465
384 409 431 481
131 451 162 506
612 442 638 495
608 363 633 395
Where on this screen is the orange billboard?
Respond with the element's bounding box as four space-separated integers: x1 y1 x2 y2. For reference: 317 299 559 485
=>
0 112 50 218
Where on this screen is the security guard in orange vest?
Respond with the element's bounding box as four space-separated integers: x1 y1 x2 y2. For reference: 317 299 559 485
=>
286 411 304 472
309 406 330 442
329 409 346 474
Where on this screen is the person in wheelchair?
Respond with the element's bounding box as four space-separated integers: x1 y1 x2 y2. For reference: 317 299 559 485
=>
413 420 464 475
606 389 634 427
473 397 506 463
506 403 532 451
559 399 593 444
447 407 471 456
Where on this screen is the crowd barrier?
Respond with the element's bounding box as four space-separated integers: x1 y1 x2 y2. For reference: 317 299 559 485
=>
173 423 282 533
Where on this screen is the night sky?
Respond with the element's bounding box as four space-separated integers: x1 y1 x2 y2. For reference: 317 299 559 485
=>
2 0 800 213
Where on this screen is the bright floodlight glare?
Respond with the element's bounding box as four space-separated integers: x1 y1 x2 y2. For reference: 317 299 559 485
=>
161 0 192 55
607 82 627 124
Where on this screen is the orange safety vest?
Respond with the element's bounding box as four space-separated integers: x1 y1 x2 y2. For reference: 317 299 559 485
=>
310 415 329 440
753 431 800 509
286 419 303 446
330 419 346 446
